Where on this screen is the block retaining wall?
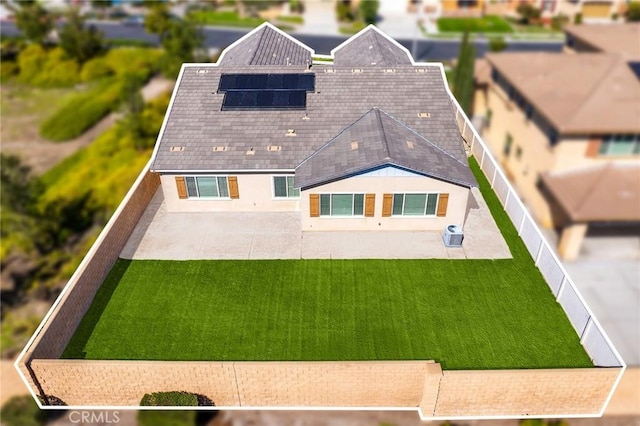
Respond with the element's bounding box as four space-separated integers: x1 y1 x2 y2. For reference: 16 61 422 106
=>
29 359 619 418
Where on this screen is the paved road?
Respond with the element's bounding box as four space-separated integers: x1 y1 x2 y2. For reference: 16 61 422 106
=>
0 21 563 61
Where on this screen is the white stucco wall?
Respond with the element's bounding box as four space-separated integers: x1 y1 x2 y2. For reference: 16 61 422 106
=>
161 174 300 213
300 173 470 232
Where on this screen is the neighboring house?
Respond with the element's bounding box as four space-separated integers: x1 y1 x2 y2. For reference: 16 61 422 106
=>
420 0 628 20
474 23 640 260
151 23 477 233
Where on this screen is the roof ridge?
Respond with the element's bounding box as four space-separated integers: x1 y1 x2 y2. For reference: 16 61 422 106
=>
572 163 611 216
376 108 392 158
376 108 469 167
295 108 378 169
248 26 268 65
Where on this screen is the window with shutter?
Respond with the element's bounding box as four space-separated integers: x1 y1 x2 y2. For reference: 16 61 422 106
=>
382 194 393 217
228 176 239 199
437 193 449 217
309 194 320 217
175 176 187 199
365 194 375 217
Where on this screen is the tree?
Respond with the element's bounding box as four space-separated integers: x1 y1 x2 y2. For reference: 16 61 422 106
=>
627 2 640 21
359 0 379 25
10 1 53 44
160 19 205 78
58 9 105 64
90 0 113 8
144 3 172 40
452 31 476 117
516 3 541 24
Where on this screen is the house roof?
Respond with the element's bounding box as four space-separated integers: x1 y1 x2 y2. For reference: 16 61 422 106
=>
332 26 413 67
486 52 640 134
218 23 313 67
541 164 640 222
151 25 473 186
564 23 640 59
295 108 477 189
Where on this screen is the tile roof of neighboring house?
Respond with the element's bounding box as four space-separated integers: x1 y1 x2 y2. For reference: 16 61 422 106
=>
486 52 640 134
218 24 313 67
332 25 413 67
541 164 640 222
295 108 477 189
474 58 491 86
564 23 640 59
152 25 473 182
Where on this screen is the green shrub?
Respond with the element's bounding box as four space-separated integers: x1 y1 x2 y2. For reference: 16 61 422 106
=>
488 36 507 52
0 61 19 81
33 48 79 87
627 2 640 21
137 410 196 426
39 79 123 141
17 44 47 83
80 56 114 82
140 391 198 406
0 395 47 426
551 14 569 31
574 12 582 24
17 46 80 87
103 47 163 82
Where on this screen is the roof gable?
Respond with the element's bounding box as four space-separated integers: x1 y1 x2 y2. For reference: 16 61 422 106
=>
219 23 313 67
295 108 477 189
332 25 413 67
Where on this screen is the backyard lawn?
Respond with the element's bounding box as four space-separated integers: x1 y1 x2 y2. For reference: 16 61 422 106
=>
437 16 513 33
62 160 592 370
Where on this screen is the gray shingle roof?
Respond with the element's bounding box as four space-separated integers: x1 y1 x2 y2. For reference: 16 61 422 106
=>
219 24 313 67
333 26 413 67
295 108 476 189
151 26 475 189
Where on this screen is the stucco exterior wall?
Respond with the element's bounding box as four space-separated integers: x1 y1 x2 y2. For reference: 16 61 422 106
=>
161 174 300 213
476 83 555 226
300 174 470 231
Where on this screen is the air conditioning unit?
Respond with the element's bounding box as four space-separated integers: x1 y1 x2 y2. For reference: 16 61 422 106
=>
443 225 464 247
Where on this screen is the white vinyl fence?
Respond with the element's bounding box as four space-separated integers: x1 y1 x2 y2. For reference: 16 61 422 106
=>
450 97 623 368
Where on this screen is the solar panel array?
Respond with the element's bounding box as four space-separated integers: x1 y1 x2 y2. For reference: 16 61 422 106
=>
219 73 315 110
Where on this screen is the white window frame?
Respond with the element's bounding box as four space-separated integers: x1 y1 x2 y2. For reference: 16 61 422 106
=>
391 192 440 217
184 176 230 199
318 193 365 217
272 175 300 199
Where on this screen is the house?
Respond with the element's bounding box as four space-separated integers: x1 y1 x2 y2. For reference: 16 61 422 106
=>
150 23 477 233
474 23 640 260
14 23 624 417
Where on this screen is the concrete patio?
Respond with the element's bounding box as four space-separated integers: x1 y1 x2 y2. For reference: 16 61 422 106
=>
121 187 511 260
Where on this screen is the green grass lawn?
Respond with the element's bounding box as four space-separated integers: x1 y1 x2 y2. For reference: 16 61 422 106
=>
437 16 514 33
62 159 592 370
187 10 265 28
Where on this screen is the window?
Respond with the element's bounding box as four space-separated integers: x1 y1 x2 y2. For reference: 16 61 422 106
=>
185 176 229 198
515 146 523 160
503 133 513 157
392 193 439 216
273 176 300 198
319 194 364 216
598 134 640 156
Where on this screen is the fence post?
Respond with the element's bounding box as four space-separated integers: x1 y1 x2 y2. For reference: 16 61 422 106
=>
556 277 568 300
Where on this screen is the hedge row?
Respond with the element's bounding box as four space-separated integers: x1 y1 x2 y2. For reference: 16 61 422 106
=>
39 79 123 142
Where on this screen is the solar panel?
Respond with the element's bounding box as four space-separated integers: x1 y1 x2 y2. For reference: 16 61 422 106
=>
218 73 315 92
222 90 307 110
